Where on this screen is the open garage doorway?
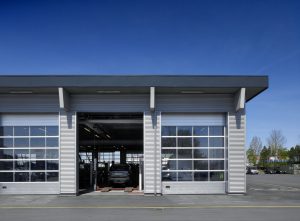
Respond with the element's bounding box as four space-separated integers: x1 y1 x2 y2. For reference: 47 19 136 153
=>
78 113 144 194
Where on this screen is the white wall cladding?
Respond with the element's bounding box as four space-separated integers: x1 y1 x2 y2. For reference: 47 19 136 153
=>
0 114 58 126
157 94 234 112
227 110 246 193
71 94 149 112
162 182 225 194
60 111 77 194
161 113 226 126
0 95 59 112
144 112 161 194
0 183 59 194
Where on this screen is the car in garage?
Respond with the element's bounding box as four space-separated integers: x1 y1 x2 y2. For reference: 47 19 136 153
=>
108 164 132 187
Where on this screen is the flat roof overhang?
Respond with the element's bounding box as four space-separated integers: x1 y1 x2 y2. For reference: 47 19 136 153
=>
0 75 268 102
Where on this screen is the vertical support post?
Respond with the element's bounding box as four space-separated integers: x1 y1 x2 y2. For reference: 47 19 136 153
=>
150 87 157 195
235 88 246 112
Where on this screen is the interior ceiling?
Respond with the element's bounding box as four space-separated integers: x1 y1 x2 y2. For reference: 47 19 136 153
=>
79 113 143 152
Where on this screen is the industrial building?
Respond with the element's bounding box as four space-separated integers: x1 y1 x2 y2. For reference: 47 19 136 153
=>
0 75 268 195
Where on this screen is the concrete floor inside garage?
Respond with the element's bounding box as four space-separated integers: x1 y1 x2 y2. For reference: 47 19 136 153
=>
78 112 144 194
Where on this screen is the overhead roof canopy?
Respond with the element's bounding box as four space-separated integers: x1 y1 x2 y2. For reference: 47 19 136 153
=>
0 75 268 102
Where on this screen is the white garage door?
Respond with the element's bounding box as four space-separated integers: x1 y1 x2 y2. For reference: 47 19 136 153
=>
161 113 226 194
0 114 60 194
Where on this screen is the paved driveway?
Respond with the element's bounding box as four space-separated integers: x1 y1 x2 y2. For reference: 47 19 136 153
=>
0 175 299 221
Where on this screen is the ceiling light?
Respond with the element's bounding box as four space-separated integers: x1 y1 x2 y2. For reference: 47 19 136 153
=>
106 134 111 139
181 91 204 94
96 90 120 94
95 134 100 138
84 127 91 133
9 91 33 94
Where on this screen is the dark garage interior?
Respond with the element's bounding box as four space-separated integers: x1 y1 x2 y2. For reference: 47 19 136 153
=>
78 112 144 193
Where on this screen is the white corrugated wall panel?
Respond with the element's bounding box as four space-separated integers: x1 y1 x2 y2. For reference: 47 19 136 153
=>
59 111 77 194
0 95 59 112
227 110 246 193
71 94 149 112
157 94 233 112
143 112 161 194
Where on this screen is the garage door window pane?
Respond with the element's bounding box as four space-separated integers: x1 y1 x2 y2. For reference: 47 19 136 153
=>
47 172 59 182
177 172 192 181
178 138 192 147
15 160 30 170
193 126 208 136
178 160 192 170
194 138 208 147
0 172 13 182
209 137 224 147
14 149 30 159
30 138 45 147
30 126 46 136
0 149 13 159
210 160 224 170
178 149 192 159
210 172 224 181
163 160 177 170
194 172 208 181
0 126 13 136
31 160 45 170
0 161 13 170
194 149 208 158
0 138 13 147
14 138 29 147
46 138 59 147
31 172 45 182
194 160 208 170
162 126 176 136
209 126 224 136
46 126 59 136
162 138 176 147
209 149 224 158
30 149 45 159
177 126 192 136
162 172 177 181
46 149 59 159
14 126 29 136
15 172 29 182
46 160 59 170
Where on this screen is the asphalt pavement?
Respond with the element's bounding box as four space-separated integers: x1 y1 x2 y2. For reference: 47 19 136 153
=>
0 174 299 221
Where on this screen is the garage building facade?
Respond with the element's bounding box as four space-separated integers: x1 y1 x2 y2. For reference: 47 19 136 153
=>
0 75 268 195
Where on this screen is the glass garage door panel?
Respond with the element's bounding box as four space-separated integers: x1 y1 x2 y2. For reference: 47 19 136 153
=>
0 114 59 183
161 114 225 182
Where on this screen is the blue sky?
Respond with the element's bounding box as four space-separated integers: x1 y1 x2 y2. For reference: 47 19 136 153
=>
0 0 299 147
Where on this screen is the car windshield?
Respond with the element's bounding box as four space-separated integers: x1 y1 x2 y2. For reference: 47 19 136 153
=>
110 165 129 171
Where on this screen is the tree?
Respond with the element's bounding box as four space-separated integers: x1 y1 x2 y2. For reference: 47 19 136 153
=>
267 130 287 156
277 148 289 161
288 145 300 163
249 136 263 156
259 146 271 168
247 148 257 165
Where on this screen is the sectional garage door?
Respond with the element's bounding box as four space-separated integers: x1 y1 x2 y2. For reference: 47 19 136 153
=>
0 114 60 194
161 113 226 194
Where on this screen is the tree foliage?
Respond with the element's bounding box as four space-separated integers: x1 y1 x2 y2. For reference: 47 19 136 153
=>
258 146 271 167
288 145 300 163
249 136 263 156
247 148 257 165
267 130 287 156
